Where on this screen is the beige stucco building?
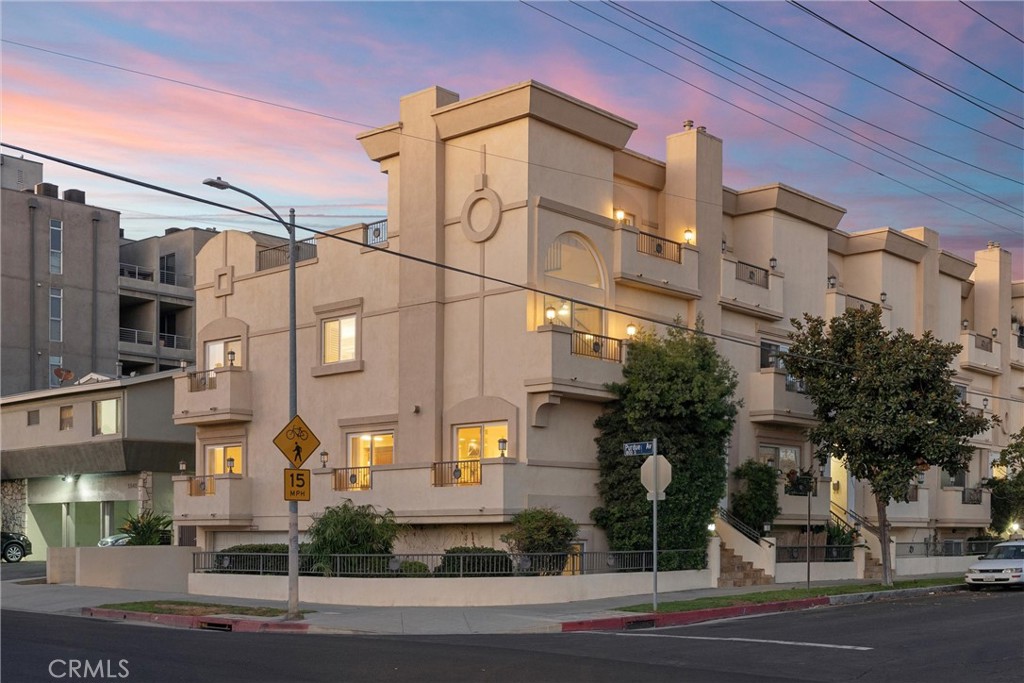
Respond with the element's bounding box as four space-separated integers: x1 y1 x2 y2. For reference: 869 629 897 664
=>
172 81 1023 561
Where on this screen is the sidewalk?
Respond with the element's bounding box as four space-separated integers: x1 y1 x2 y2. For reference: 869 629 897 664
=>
1 573 964 635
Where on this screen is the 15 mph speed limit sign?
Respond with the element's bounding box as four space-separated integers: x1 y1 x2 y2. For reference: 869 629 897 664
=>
283 468 311 501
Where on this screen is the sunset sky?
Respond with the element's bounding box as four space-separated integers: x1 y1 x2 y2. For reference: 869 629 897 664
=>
2 1 1021 275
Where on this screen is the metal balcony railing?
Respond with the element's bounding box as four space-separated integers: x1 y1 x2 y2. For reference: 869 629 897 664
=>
256 238 318 271
333 467 371 492
119 327 154 345
776 545 854 563
895 539 1001 557
364 219 388 246
736 261 769 288
159 333 191 350
635 230 681 263
962 487 983 505
571 331 623 363
187 369 218 392
118 263 154 281
431 459 481 487
159 270 193 287
188 475 216 496
974 335 993 352
845 295 875 311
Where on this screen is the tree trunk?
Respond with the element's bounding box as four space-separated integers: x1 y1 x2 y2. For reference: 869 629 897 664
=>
875 494 893 586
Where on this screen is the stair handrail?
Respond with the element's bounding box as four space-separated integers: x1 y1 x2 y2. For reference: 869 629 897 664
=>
830 502 881 539
829 510 857 536
717 506 774 548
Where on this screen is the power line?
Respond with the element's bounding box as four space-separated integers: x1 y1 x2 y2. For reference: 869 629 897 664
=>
710 1 1023 151
869 1 1023 96
959 1 1024 45
5 141 1021 408
789 1 1023 129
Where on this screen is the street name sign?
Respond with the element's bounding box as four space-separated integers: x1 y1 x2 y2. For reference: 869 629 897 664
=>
274 415 320 468
623 441 656 457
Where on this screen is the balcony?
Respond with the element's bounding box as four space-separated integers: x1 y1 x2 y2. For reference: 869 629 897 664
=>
1010 332 1024 371
432 459 482 487
364 219 388 246
777 478 830 522
747 369 815 426
886 486 930 524
524 326 622 418
571 331 623 363
256 238 318 271
333 467 372 492
173 367 253 425
934 486 990 525
173 474 251 525
720 255 783 320
613 227 698 296
958 331 1002 375
119 327 154 346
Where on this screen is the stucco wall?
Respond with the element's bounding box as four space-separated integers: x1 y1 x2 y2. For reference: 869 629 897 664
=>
774 561 858 584
72 546 194 591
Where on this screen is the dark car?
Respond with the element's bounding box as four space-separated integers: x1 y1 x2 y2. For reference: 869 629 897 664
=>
1 531 32 562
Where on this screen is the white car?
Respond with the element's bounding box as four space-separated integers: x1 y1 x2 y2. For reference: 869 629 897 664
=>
97 533 130 547
964 540 1024 590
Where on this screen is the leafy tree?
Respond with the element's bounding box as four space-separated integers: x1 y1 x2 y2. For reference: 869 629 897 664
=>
306 501 403 576
501 507 579 575
985 428 1024 535
591 321 739 570
784 307 991 585
730 461 780 536
118 509 171 545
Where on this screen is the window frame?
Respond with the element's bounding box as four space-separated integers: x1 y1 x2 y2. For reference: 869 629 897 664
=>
27 410 39 426
49 287 62 342
346 430 395 468
49 219 62 274
312 298 364 377
49 356 62 388
205 443 244 476
452 421 509 460
92 398 120 436
204 338 242 370
59 405 73 431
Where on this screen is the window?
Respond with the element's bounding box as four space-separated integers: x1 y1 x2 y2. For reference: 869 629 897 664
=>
92 399 119 436
953 384 967 404
348 431 394 468
543 296 602 334
205 338 241 369
49 219 62 274
206 444 243 475
27 410 39 426
989 451 1005 480
544 234 602 288
760 341 788 370
59 405 73 431
760 444 800 475
941 469 967 488
49 356 62 388
159 253 176 285
323 315 357 364
49 288 62 342
454 422 508 460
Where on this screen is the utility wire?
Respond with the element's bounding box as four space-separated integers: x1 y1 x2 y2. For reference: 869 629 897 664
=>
789 1 1023 129
959 1 1024 45
7 141 1019 407
869 1 1024 96
522 1 1020 231
710 1 1023 151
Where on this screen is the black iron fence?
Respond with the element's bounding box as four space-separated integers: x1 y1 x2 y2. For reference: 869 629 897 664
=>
333 467 371 491
736 261 769 288
187 369 218 392
256 238 318 271
571 331 623 362
432 459 481 487
364 219 388 246
776 545 854 563
635 230 681 263
896 539 1003 557
193 548 707 577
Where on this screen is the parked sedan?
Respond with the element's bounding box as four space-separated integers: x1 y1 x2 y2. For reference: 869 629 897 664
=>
1 531 32 562
97 533 130 547
964 540 1024 590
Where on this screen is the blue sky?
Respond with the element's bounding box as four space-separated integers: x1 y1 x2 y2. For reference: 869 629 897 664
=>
3 1 1021 275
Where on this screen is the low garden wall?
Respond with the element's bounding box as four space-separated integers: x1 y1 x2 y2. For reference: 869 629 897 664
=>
47 546 194 592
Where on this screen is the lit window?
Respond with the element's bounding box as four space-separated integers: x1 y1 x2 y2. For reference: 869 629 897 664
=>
454 422 508 460
542 296 602 334
544 234 602 288
323 315 357 364
49 219 62 274
206 444 243 475
205 338 241 369
49 288 62 342
59 405 73 431
92 399 119 436
348 431 394 468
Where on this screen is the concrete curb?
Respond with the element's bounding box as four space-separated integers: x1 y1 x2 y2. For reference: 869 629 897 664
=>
81 607 310 633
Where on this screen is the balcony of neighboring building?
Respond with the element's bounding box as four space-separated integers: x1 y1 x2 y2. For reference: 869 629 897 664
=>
885 485 930 525
720 254 784 320
933 483 989 526
173 366 252 425
172 473 251 526
612 226 698 297
747 368 815 426
118 262 195 298
824 289 891 328
1009 329 1024 373
776 478 831 524
957 329 1002 376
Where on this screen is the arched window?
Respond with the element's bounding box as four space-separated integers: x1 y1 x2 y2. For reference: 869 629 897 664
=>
545 233 602 288
543 233 605 334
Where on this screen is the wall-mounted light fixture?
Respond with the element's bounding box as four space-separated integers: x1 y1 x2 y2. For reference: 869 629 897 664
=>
991 328 998 339
916 471 926 485
545 306 556 322
962 319 969 330
721 239 727 253
226 456 235 474
827 275 837 289
880 292 887 303
625 323 638 338
769 256 778 270
320 450 329 468
227 350 236 367
498 438 508 458
178 460 187 474
683 228 695 244
614 209 625 222
982 397 989 410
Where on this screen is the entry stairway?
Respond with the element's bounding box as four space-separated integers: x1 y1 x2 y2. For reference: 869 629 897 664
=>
718 546 773 588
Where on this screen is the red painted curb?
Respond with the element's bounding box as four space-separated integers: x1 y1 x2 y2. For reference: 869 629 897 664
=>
81 608 309 633
560 597 831 632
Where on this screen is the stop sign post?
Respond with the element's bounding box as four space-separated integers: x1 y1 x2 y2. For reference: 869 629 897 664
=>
625 439 672 612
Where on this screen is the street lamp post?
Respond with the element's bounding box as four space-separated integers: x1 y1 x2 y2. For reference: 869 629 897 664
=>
203 177 301 620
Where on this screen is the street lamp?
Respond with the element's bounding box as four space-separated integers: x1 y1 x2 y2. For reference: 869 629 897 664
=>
203 176 301 620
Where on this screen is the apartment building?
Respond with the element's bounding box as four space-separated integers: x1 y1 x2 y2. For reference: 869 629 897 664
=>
172 81 1022 558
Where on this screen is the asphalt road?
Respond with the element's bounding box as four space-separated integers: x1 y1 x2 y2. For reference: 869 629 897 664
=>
0 559 46 582
2 590 1021 682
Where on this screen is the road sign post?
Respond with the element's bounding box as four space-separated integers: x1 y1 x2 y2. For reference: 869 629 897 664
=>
274 415 320 469
628 439 673 612
284 468 311 501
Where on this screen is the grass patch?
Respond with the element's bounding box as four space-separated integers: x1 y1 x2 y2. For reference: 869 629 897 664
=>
622 577 960 613
97 600 292 617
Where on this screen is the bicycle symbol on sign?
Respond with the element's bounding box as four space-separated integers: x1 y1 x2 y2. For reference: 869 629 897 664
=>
286 426 308 440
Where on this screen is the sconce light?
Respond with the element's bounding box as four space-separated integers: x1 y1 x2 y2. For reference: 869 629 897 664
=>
614 209 625 222
769 256 778 270
763 522 772 534
179 359 187 370
962 319 969 330
818 463 826 478
991 328 998 339
683 228 695 244
827 275 837 289
982 397 989 410
545 306 557 322
1012 320 1020 334
721 239 727 253
178 460 187 474
916 471 926 485
226 456 235 474
498 438 508 457
227 350 236 367
707 523 716 532
880 292 887 304
320 450 329 468
625 323 638 338
832 480 841 492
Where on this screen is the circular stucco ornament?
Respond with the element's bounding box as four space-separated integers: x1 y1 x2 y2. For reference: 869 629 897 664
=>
460 186 503 243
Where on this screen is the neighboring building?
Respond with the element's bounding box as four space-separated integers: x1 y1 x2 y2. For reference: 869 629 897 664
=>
1 153 217 395
172 81 1023 560
0 372 195 555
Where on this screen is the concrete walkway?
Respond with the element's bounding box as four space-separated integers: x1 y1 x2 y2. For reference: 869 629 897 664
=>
1 573 964 635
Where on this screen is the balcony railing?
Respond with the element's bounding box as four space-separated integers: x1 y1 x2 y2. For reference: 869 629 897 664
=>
364 219 388 246
333 467 371 492
256 238 318 271
432 459 481 487
159 270 193 287
188 475 216 496
845 295 874 311
159 333 191 350
962 487 983 505
784 375 806 393
896 539 1001 557
906 485 920 502
119 263 154 281
635 230 681 263
119 327 154 345
736 261 769 289
974 335 993 352
571 331 623 363
187 369 218 392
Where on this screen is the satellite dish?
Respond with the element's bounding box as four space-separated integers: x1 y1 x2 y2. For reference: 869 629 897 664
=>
53 368 75 383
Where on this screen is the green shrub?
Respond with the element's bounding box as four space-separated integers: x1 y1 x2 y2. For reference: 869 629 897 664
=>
501 507 579 576
306 501 403 576
118 510 172 546
730 461 780 536
219 543 290 554
435 546 513 576
399 560 429 575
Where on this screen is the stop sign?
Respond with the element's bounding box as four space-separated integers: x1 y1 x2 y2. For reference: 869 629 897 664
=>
640 455 672 497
